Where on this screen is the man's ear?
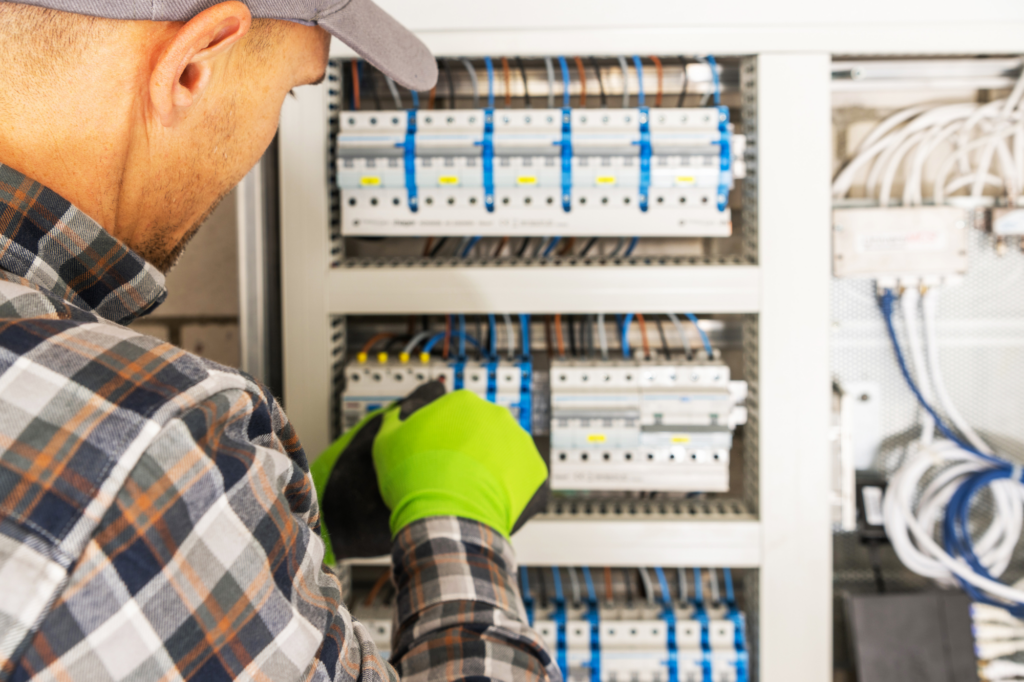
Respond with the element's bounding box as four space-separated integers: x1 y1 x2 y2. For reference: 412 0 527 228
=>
150 1 252 127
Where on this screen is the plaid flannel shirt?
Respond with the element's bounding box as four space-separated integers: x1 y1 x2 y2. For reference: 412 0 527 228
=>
0 165 558 682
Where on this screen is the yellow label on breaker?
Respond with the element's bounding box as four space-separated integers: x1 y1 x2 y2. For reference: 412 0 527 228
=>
517 175 538 186
671 435 691 444
587 434 607 443
438 175 460 185
675 175 696 186
595 175 617 185
360 176 381 186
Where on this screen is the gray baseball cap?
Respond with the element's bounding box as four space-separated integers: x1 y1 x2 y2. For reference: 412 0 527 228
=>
18 0 438 91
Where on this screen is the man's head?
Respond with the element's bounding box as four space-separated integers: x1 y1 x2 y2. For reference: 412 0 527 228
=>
0 0 434 272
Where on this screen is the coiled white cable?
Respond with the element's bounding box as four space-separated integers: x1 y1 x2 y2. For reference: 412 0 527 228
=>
882 288 1024 607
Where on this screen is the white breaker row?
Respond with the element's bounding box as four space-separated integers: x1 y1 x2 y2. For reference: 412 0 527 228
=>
549 359 746 493
352 601 749 682
341 356 746 493
336 108 746 237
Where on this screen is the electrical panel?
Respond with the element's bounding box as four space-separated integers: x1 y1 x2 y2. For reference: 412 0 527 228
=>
337 107 745 237
549 358 747 492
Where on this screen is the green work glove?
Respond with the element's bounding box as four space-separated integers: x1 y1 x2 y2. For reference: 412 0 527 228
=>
313 381 549 564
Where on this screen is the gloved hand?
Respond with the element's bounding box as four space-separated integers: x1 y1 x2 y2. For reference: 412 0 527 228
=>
312 381 549 564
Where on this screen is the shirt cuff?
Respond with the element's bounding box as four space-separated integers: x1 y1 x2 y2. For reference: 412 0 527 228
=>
391 516 526 626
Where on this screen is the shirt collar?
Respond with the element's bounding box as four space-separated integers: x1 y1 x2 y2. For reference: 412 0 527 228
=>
0 164 167 325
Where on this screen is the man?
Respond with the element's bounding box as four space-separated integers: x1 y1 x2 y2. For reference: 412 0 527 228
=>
0 1 556 681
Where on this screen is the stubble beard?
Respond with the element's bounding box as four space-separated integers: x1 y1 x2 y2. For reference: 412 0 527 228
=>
134 190 228 274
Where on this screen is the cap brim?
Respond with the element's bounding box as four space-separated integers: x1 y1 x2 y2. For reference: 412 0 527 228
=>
319 0 437 92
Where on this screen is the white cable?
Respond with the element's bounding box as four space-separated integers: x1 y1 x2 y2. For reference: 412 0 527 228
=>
832 63 1024 207
617 56 630 109
921 287 994 455
677 568 689 604
637 567 655 606
567 566 582 607
460 58 479 109
597 312 609 360
544 57 555 109
975 603 1024 626
979 640 1024 661
665 312 694 358
384 75 403 109
900 288 936 445
984 659 1024 680
402 330 433 356
708 568 720 605
502 313 515 360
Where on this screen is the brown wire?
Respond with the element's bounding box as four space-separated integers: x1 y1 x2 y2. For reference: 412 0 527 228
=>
604 566 614 602
544 316 554 355
443 315 451 359
573 56 587 107
501 57 512 106
360 333 395 354
351 61 361 110
635 314 651 359
494 236 509 258
558 237 576 256
553 314 566 357
364 569 391 606
649 56 664 107
428 86 436 109
423 237 434 256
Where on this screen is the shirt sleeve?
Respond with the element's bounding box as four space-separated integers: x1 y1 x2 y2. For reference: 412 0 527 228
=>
390 517 561 682
11 380 396 682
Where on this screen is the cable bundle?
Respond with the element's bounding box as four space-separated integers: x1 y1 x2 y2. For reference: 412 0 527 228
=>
880 287 1024 619
833 62 1024 207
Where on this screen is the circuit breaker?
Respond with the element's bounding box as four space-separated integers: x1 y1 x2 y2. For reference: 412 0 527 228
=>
549 359 747 492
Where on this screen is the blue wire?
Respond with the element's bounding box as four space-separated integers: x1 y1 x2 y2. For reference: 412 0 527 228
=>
558 56 570 108
458 315 467 359
705 55 721 107
624 237 639 257
631 56 645 107
692 567 704 605
552 566 564 602
621 313 635 358
654 567 672 606
520 314 531 359
487 314 498 359
520 567 533 602
484 57 495 109
543 237 562 257
684 313 714 359
461 236 481 258
411 90 420 109
879 290 995 460
581 566 597 604
421 331 481 355
722 567 736 606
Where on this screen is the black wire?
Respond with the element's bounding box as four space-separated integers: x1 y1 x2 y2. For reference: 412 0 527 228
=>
585 314 595 357
365 64 382 110
867 539 887 593
428 237 448 257
677 56 689 107
475 315 483 357
516 237 531 257
442 59 456 109
655 316 671 359
589 56 607 107
421 315 430 332
623 568 634 606
516 57 531 108
579 237 598 257
567 314 577 356
538 567 549 607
